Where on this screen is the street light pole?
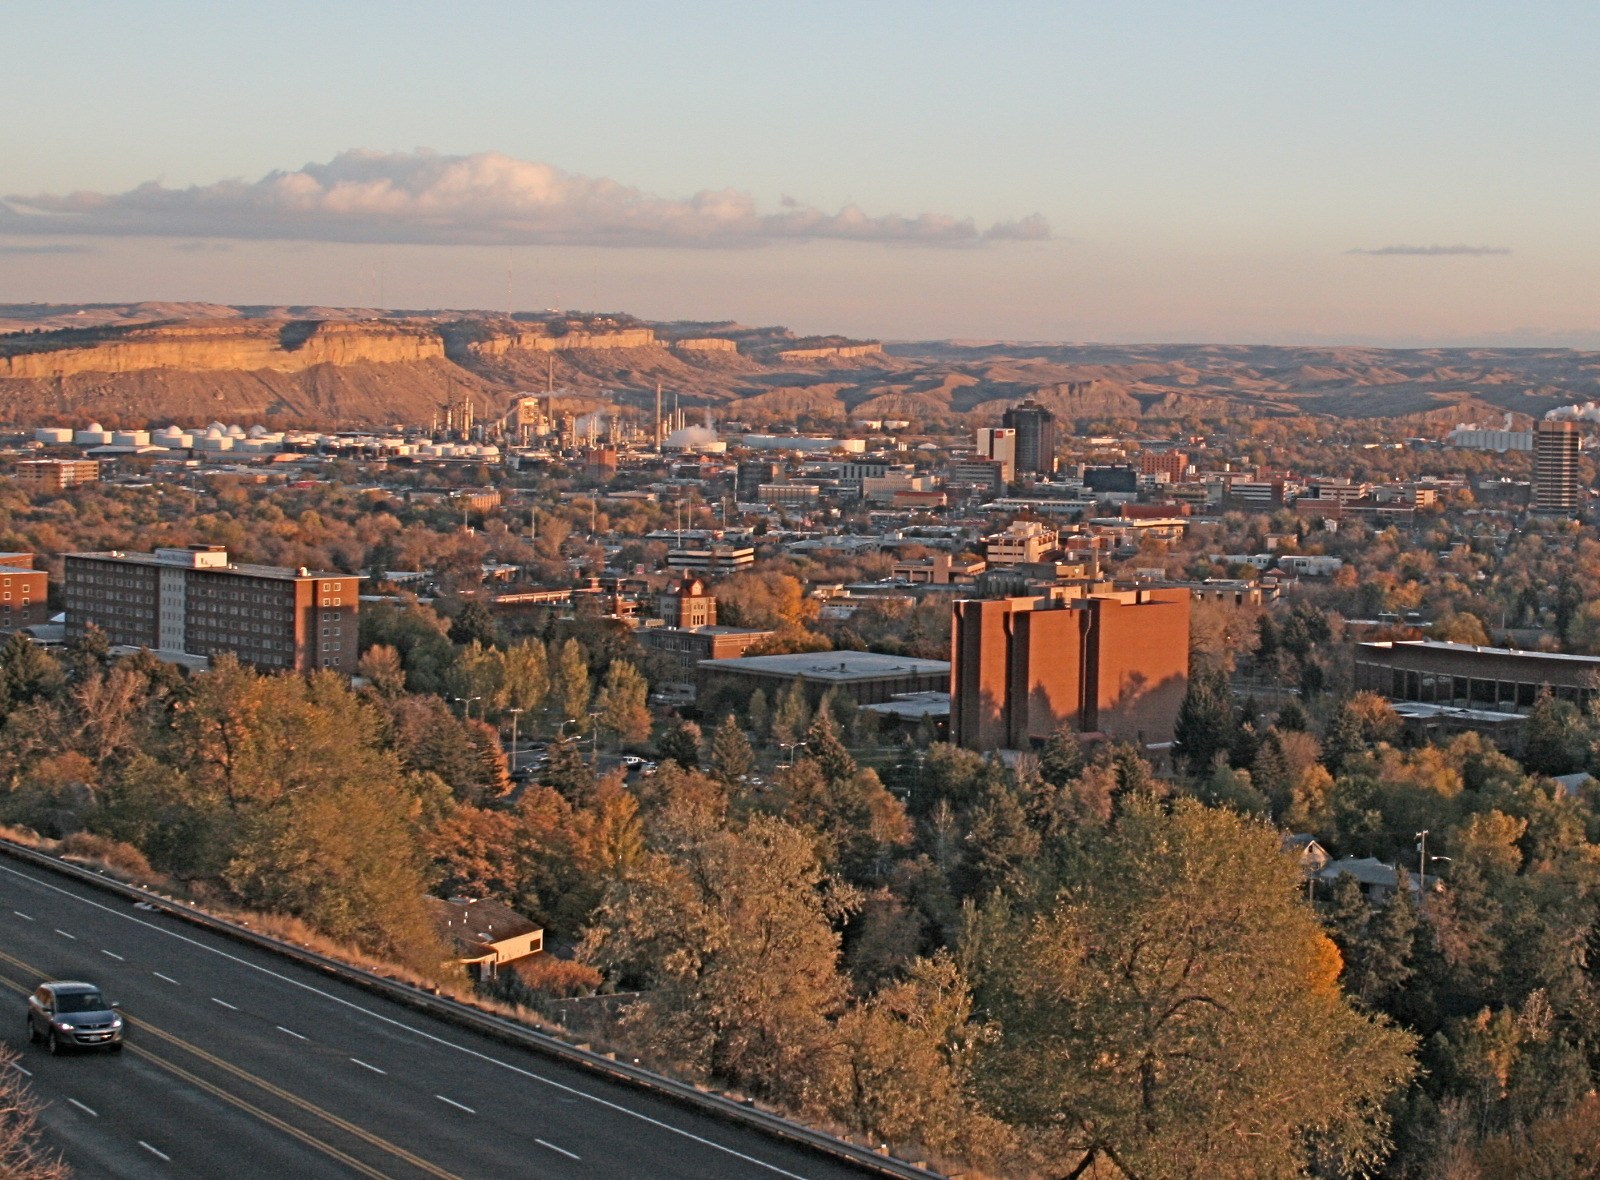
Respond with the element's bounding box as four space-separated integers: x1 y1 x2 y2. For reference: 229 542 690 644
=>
1415 829 1429 905
507 707 523 776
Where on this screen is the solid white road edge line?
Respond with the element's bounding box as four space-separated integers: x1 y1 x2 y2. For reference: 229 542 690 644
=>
0 862 816 1180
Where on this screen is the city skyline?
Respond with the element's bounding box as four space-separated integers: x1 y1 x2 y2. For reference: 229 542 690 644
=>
4 2 1599 345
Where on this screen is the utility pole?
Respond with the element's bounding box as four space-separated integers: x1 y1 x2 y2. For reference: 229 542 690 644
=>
1415 829 1429 906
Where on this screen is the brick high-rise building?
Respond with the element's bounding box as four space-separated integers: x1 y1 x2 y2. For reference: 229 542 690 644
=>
64 545 361 673
0 554 49 633
1533 419 1581 514
1137 451 1190 482
1001 401 1058 475
951 589 1189 751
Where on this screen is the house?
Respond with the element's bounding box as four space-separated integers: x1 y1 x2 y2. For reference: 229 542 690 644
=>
425 897 543 980
1315 856 1436 902
1282 834 1331 877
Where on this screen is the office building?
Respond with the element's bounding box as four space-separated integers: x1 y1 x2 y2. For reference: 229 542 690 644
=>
1137 451 1190 481
698 650 951 707
951 589 1190 751
15 459 101 492
1533 420 1581 514
1001 401 1058 475
984 520 1058 566
63 545 361 673
0 554 49 632
975 428 1018 482
666 545 756 574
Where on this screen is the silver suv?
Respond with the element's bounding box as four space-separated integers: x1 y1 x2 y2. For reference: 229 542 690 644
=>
27 982 123 1054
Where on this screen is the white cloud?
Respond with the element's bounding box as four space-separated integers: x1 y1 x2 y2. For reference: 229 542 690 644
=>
1347 244 1511 256
2 149 1048 249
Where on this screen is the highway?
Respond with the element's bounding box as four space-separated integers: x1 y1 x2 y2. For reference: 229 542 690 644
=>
0 854 881 1180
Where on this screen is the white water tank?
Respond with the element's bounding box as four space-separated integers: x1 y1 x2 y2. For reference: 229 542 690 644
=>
34 427 72 444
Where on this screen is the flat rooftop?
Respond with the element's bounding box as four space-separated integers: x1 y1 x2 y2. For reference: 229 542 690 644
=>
1361 639 1600 666
68 550 356 582
699 650 951 681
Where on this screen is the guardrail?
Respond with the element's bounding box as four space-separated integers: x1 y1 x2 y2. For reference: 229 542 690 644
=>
0 836 942 1179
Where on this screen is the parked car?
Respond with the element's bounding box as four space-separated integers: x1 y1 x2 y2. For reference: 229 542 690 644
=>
27 981 123 1054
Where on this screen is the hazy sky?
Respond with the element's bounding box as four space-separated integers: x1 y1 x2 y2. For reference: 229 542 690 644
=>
4 1 1598 345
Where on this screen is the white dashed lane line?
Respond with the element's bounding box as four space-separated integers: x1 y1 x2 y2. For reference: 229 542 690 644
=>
350 1058 386 1075
67 1098 98 1117
153 972 179 985
276 1025 308 1041
54 929 75 940
12 1063 31 1077
537 1139 579 1160
435 1095 476 1114
139 1141 171 1161
210 997 238 1010
100 949 124 961
12 910 32 921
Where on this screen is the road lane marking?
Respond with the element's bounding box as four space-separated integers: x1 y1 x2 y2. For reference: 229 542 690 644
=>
0 861 815 1180
126 1043 392 1180
537 1139 580 1160
54 929 75 939
210 997 238 1010
12 1063 31 1077
350 1057 386 1075
0 961 460 1180
139 1141 171 1161
12 910 32 920
67 1098 97 1116
276 1025 307 1040
100 949 124 961
153 972 179 984
435 1095 475 1114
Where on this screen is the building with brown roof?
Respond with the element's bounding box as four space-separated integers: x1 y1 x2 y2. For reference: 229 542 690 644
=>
425 897 544 981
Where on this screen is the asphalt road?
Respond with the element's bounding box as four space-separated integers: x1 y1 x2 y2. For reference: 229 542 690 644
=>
0 854 880 1180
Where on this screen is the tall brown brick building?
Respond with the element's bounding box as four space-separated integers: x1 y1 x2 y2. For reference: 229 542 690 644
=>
0 554 49 633
64 545 361 674
951 588 1190 752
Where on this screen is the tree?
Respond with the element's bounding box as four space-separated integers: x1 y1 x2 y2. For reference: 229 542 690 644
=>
746 688 770 739
357 644 408 697
771 678 810 748
708 714 755 786
656 719 702 770
550 638 591 729
804 710 857 786
0 1045 67 1179
580 808 857 1106
596 660 651 747
449 600 501 648
497 640 549 715
1174 668 1234 775
972 798 1417 1179
1521 690 1586 776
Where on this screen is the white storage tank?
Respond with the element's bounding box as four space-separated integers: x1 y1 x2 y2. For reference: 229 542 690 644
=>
112 430 152 447
34 427 72 444
74 423 112 446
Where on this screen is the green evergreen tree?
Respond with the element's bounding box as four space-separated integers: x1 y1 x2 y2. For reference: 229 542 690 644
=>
805 710 857 786
771 678 811 748
1039 725 1086 788
1276 697 1310 732
746 688 770 739
449 600 501 648
1521 689 1586 776
1321 703 1367 774
1174 668 1234 775
656 718 703 770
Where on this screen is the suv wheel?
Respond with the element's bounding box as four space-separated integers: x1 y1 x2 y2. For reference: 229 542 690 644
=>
46 1030 62 1056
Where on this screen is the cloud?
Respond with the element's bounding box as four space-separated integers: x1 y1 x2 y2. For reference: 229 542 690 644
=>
1348 244 1511 256
0 242 95 255
170 240 233 253
1 149 1049 250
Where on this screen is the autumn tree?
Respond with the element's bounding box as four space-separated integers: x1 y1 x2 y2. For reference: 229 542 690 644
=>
971 797 1416 1179
708 714 755 786
581 806 856 1107
0 1045 67 1180
595 659 651 748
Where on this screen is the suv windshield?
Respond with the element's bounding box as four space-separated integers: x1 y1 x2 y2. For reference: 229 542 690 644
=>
54 991 107 1014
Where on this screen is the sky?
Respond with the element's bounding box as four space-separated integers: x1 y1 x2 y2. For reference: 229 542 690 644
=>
3 1 1598 346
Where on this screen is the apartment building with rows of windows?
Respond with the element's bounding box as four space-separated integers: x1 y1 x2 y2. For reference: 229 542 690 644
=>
0 553 49 633
63 545 360 674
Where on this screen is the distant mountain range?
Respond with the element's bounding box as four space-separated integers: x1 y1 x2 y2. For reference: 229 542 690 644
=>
1 301 1596 429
